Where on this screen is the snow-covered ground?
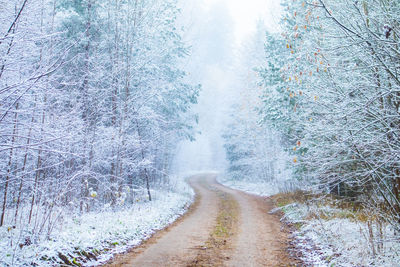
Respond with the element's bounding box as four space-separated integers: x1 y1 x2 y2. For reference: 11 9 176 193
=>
218 178 280 196
0 179 194 267
274 203 400 266
217 175 299 197
219 177 400 266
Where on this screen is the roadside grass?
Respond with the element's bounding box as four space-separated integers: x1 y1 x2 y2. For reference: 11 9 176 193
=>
272 191 377 223
0 188 194 267
271 191 400 266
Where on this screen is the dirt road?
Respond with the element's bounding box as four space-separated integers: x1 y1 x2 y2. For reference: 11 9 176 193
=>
104 174 295 266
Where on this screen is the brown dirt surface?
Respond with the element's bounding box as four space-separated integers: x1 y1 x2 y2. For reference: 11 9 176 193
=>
103 173 299 267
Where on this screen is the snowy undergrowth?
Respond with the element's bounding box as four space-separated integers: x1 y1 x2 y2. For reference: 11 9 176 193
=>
217 178 279 196
217 176 298 197
274 203 400 266
220 178 400 266
0 180 194 267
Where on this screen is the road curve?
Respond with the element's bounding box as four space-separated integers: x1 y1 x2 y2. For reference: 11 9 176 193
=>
103 173 295 266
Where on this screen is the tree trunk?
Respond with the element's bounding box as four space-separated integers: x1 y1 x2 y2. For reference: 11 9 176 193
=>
80 0 93 213
393 169 400 222
1 103 19 226
134 116 152 201
14 109 35 225
28 98 46 225
109 0 122 206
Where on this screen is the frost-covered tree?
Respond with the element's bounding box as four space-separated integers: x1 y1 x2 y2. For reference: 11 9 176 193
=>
0 0 199 248
257 0 400 227
223 22 293 191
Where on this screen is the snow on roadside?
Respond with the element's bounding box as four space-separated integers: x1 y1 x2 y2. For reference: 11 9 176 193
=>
0 180 194 267
217 177 280 196
219 178 400 266
274 203 400 266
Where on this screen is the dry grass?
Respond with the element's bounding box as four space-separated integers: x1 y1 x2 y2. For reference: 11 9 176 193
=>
187 191 239 267
272 190 310 207
272 190 381 223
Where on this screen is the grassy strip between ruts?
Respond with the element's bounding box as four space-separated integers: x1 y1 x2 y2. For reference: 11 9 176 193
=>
187 190 239 267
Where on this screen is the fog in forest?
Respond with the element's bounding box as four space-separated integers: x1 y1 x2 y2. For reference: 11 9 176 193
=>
172 0 282 174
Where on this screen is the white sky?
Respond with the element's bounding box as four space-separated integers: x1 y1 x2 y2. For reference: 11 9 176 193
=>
202 0 282 43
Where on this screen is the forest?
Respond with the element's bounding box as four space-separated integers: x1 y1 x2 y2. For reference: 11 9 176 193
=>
227 0 400 224
1 0 400 266
0 0 200 265
222 0 400 265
